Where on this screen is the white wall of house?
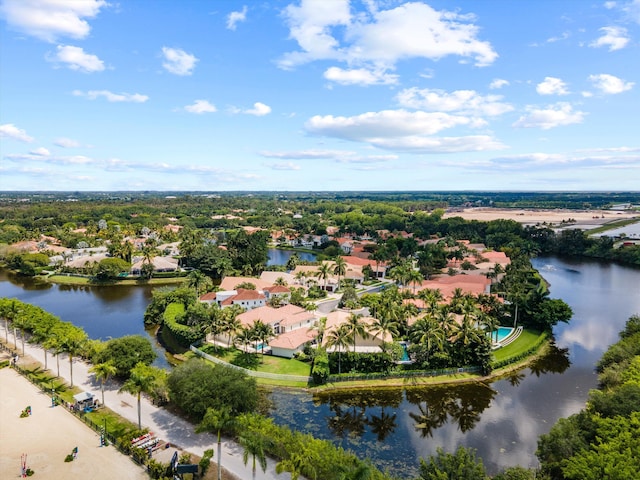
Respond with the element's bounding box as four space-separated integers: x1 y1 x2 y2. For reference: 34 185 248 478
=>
270 346 299 359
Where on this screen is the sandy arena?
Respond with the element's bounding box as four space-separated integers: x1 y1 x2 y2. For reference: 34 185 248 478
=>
442 207 637 226
0 366 148 480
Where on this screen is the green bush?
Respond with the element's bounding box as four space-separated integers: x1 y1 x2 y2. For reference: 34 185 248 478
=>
199 449 214 476
312 348 329 384
163 303 204 347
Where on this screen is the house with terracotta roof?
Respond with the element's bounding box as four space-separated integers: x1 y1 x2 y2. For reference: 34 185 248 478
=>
269 328 318 359
219 276 274 291
412 274 491 300
342 255 388 279
130 256 179 275
263 285 292 303
235 304 315 333
199 288 266 310
259 271 296 286
323 310 392 352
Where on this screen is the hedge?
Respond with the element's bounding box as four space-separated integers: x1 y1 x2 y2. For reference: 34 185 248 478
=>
162 302 204 347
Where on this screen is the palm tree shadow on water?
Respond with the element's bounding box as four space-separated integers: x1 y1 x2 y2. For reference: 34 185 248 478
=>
528 342 571 377
405 383 497 436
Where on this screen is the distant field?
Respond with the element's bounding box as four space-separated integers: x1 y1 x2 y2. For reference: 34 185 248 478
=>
443 207 637 226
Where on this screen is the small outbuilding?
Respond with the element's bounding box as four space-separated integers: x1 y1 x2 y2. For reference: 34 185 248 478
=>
73 391 95 409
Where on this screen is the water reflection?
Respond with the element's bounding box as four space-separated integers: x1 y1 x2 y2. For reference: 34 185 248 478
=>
406 384 496 435
528 343 571 377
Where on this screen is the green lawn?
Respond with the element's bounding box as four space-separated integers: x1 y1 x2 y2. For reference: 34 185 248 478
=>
199 344 311 376
46 274 186 286
492 329 546 364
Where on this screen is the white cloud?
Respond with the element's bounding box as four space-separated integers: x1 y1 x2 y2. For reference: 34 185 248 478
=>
0 123 34 142
488 150 640 170
244 102 272 116
73 90 149 103
279 0 351 69
589 73 634 94
622 0 640 23
161 47 198 76
5 152 95 165
0 0 107 42
323 66 398 86
266 162 301 171
184 99 217 114
30 147 50 156
489 78 509 89
590 26 629 51
306 110 477 139
369 135 506 153
227 5 248 30
536 77 569 95
547 31 570 43
305 110 505 153
54 137 80 148
396 88 513 116
279 1 497 73
52 45 104 72
260 149 354 160
513 103 586 129
260 149 398 163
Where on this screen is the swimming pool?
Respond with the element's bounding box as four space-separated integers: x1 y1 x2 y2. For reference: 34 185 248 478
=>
490 327 514 344
397 342 412 363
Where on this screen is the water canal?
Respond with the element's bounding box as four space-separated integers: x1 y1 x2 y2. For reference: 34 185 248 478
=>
1 255 639 476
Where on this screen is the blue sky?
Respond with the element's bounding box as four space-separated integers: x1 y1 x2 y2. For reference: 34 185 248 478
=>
1 0 639 192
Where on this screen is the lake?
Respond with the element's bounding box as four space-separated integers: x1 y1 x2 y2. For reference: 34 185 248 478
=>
269 256 640 475
267 248 317 266
1 255 639 476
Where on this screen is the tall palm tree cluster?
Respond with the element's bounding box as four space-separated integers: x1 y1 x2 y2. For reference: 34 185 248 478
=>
0 298 88 387
325 285 503 375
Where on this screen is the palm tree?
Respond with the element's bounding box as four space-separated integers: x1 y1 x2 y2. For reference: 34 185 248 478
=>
418 288 444 314
30 315 57 370
277 445 319 480
12 312 31 356
196 406 235 480
222 306 243 347
250 320 273 360
407 268 424 294
187 270 212 295
0 299 21 344
309 317 327 346
118 362 158 430
89 361 117 407
274 276 287 286
315 262 332 291
234 327 252 353
44 327 64 378
370 315 399 344
345 313 369 353
58 326 88 388
326 324 351 374
333 257 347 290
239 431 267 480
294 270 307 286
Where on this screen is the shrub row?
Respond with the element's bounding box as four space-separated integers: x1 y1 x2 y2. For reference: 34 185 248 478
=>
162 302 203 347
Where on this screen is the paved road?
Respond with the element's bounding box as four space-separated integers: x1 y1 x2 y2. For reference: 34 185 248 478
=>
9 334 291 480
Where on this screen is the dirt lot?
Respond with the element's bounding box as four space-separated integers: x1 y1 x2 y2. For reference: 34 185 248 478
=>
442 207 637 227
0 365 148 480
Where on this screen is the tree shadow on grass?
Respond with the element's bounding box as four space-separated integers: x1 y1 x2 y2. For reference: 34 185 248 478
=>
230 351 259 370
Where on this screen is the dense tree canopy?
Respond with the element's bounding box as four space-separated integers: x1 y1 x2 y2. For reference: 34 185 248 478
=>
95 335 156 378
167 358 258 420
